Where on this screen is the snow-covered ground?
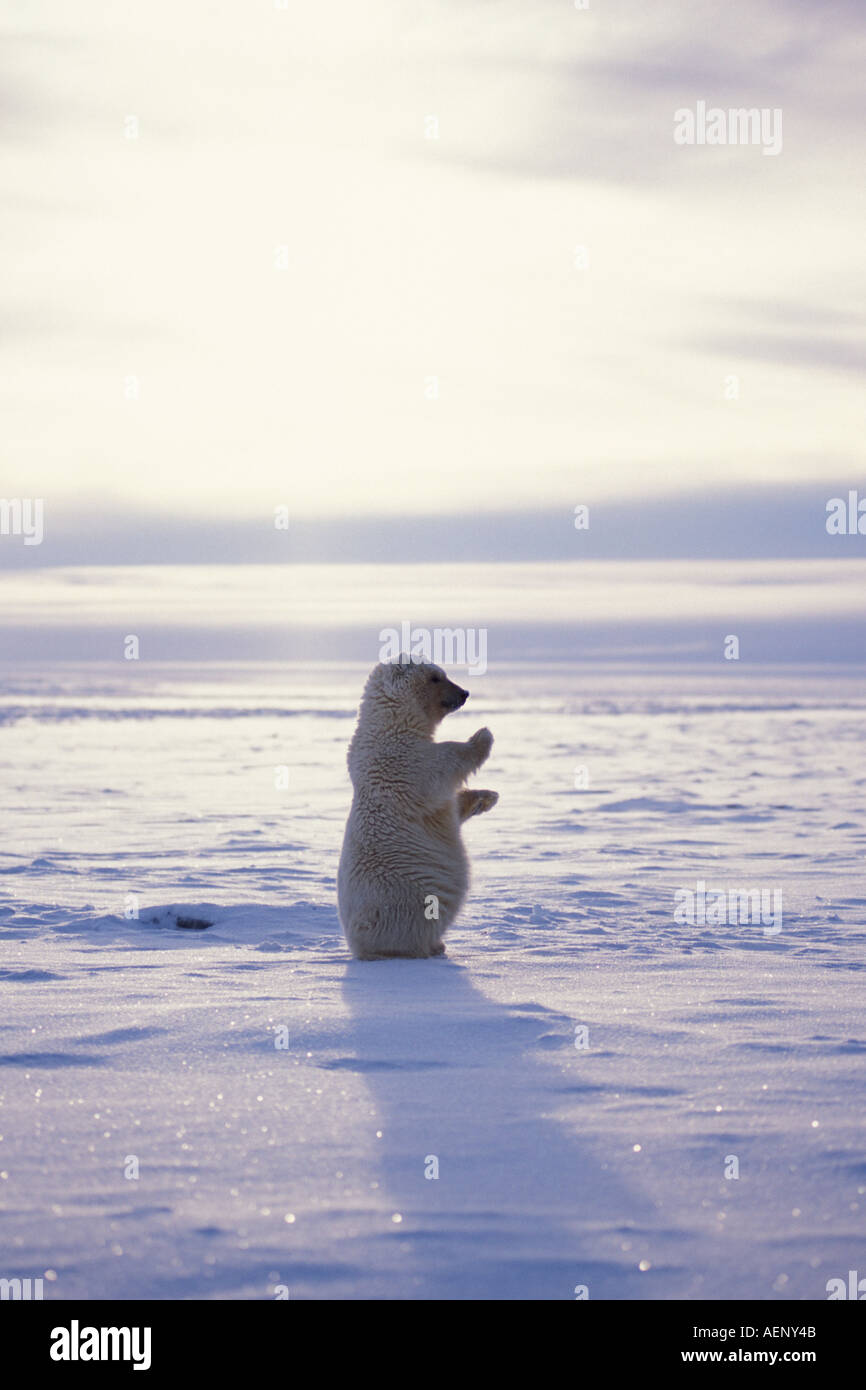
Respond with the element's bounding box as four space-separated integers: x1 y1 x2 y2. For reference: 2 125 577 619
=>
1 660 864 1299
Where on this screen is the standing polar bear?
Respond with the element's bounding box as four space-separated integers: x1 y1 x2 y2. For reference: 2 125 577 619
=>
337 659 498 959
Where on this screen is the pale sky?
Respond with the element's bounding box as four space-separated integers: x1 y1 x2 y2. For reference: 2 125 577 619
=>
3 0 865 551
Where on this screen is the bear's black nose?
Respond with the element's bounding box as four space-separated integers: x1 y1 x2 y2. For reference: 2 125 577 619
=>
442 682 469 712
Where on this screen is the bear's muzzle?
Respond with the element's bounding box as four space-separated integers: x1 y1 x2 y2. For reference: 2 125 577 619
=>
443 683 469 712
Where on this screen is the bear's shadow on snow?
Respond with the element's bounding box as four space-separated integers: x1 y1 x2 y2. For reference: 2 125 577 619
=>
338 956 664 1299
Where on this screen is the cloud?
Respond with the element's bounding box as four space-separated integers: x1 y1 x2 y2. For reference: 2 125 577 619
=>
2 0 865 530
1 482 863 567
691 332 866 375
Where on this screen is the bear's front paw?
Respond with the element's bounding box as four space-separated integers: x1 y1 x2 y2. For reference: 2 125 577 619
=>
468 727 493 764
458 788 498 821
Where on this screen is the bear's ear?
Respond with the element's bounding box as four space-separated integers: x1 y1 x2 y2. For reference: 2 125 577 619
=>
380 657 413 689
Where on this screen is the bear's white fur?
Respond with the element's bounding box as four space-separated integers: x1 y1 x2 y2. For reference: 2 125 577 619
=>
337 660 497 959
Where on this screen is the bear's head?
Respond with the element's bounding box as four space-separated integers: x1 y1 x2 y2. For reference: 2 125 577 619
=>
367 658 469 732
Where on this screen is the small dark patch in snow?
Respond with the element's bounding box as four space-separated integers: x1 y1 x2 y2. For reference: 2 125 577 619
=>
535 1032 574 1049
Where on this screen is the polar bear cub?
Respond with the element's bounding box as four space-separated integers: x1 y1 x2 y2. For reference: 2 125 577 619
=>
337 659 498 959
